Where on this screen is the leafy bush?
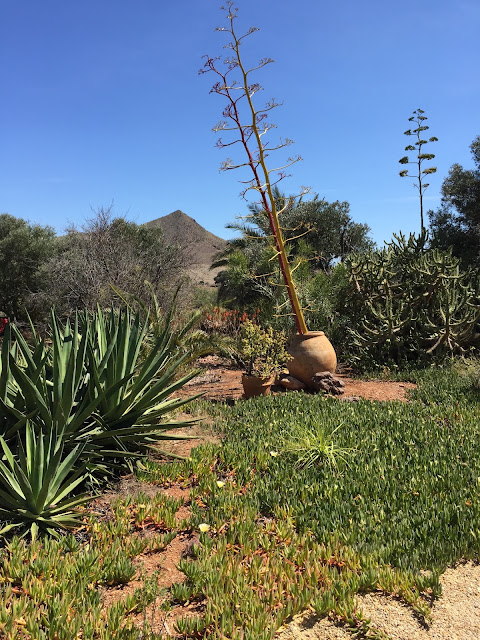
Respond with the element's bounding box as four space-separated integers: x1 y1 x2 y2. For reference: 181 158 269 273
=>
0 214 56 322
232 321 291 377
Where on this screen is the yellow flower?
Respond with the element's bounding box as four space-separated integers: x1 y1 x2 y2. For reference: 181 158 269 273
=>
199 523 210 533
270 451 278 457
216 480 226 488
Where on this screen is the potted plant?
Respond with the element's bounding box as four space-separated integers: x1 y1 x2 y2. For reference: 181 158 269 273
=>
234 321 291 398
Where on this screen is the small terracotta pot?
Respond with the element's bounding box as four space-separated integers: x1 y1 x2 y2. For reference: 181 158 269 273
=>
287 332 337 389
241 374 275 399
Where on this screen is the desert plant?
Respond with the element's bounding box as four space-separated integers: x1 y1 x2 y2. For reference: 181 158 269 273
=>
233 320 291 378
399 108 438 233
201 2 310 334
0 423 90 538
345 234 480 367
0 309 200 476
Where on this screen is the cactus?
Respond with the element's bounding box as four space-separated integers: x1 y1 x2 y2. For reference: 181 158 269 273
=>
346 234 480 366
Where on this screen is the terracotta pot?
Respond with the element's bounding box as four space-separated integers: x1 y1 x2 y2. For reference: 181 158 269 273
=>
287 332 337 388
241 374 275 399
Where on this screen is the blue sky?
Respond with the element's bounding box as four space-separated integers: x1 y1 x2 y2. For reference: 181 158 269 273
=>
1 0 479 246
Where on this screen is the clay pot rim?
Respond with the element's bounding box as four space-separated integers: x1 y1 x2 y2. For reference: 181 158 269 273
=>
241 373 275 384
296 331 325 338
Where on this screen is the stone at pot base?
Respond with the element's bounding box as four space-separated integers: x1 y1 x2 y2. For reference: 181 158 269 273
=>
279 375 306 391
311 371 345 395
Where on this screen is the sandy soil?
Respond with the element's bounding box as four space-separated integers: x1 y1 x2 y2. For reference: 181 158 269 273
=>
178 357 416 403
276 562 480 639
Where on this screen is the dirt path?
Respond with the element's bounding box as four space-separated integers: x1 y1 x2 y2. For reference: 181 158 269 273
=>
178 358 416 403
276 562 480 639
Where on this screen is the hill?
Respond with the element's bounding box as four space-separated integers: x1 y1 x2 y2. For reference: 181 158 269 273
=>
144 210 226 284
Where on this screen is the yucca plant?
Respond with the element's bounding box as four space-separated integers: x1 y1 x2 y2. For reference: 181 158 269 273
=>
0 422 90 538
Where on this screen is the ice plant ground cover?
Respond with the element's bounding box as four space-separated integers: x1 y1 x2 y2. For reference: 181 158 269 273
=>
0 362 479 638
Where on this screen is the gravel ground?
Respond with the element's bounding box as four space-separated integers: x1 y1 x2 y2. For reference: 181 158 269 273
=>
275 562 480 640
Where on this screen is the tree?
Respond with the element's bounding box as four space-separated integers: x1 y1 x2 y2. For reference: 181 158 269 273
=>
36 206 187 315
399 108 438 233
428 135 480 269
0 214 56 320
213 191 373 323
246 189 373 270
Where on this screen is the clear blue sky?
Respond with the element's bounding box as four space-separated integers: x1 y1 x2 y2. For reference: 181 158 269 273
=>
1 1 478 246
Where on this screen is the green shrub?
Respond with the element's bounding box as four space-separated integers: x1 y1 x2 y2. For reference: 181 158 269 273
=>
231 321 291 377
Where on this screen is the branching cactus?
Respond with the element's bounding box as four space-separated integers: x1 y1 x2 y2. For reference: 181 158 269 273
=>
200 2 309 334
346 235 480 365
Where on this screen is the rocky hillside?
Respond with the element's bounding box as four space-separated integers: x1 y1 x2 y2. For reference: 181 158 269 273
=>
144 210 226 284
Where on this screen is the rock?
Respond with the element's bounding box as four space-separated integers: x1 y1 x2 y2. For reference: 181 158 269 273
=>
181 536 202 559
311 371 345 396
313 371 332 380
279 375 306 391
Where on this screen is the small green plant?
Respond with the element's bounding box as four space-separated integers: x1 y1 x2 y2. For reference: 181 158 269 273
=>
234 320 291 378
101 556 137 586
175 614 208 636
281 422 355 470
399 108 438 233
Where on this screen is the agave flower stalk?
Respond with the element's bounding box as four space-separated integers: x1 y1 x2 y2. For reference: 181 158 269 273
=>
399 108 438 234
201 1 308 334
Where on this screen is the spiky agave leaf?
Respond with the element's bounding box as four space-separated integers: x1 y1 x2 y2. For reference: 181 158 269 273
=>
0 422 90 537
0 307 201 482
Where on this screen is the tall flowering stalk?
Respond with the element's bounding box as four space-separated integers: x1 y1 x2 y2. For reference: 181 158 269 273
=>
399 108 438 234
200 2 308 334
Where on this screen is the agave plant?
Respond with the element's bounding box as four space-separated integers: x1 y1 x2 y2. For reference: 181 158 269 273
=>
0 422 90 538
111 281 236 364
0 308 201 473
79 307 200 459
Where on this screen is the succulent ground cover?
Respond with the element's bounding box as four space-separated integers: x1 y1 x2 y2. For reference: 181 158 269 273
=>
0 492 186 639
0 362 479 638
